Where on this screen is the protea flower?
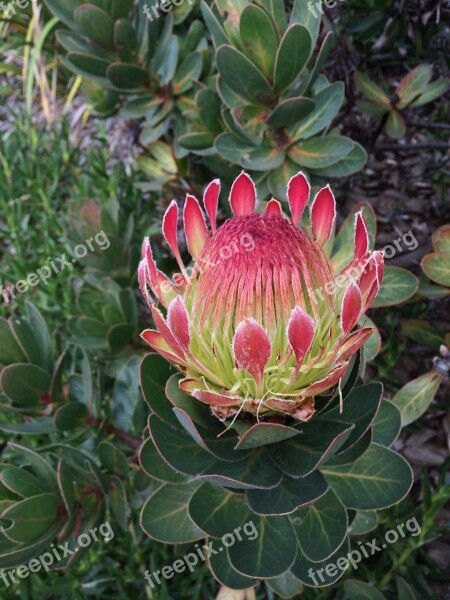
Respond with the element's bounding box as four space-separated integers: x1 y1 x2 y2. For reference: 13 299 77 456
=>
139 172 384 422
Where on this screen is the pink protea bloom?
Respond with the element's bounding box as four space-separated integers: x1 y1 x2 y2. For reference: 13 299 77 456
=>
139 172 384 422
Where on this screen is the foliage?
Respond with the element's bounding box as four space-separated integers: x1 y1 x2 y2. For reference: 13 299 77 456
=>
42 0 367 198
355 65 449 139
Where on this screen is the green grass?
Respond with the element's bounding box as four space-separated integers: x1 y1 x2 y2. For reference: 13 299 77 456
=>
0 114 146 326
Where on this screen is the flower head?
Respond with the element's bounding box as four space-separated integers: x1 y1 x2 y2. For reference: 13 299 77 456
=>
139 172 384 421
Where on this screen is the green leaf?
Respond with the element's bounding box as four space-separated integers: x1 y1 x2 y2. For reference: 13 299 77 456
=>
344 579 387 600
422 252 450 287
54 402 88 431
140 482 204 543
139 436 188 484
112 355 141 434
356 100 390 116
111 0 134 20
372 400 401 447
1 364 51 406
43 0 81 28
173 408 245 462
114 19 138 62
432 225 450 254
268 158 301 201
257 0 287 32
397 64 433 109
321 444 413 510
273 24 312 93
215 133 285 170
385 110 406 139
107 63 148 90
74 5 114 50
402 319 444 352
246 471 328 516
239 4 279 78
292 490 347 561
56 29 105 55
350 510 378 535
267 571 304 599
302 31 334 93
98 441 129 476
373 266 419 307
156 36 179 86
0 523 61 569
271 420 354 478
0 467 47 498
200 1 228 47
209 538 255 590
25 302 54 372
291 0 321 46
242 146 285 171
179 131 216 151
0 318 27 365
266 97 315 128
235 422 302 450
109 475 129 530
289 135 354 168
309 142 367 177
216 45 275 105
396 576 420 600
322 382 382 452
189 484 250 537
392 371 443 427
362 317 382 362
291 536 350 586
411 78 449 107
290 81 344 140
166 374 218 429
62 53 110 83
8 444 57 490
325 431 372 467
354 72 390 107
1 493 58 543
140 354 179 427
173 52 203 94
149 414 216 475
197 89 223 131
0 419 56 435
228 515 297 578
199 448 282 490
